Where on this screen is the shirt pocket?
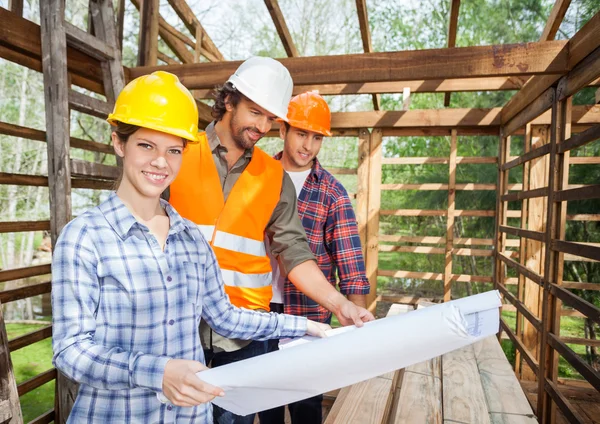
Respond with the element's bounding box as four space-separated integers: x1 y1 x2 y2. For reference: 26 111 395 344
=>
183 261 205 316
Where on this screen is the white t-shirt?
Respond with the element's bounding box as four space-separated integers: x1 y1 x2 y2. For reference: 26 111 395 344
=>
270 168 312 304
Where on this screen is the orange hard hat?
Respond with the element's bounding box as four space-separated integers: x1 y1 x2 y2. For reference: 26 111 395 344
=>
285 91 332 137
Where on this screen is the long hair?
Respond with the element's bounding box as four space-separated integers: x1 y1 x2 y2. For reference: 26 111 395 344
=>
211 82 242 121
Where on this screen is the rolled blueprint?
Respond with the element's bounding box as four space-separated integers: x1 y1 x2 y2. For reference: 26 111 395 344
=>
200 290 501 415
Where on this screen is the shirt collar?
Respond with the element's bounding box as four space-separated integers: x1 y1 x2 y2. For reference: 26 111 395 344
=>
99 192 195 240
273 151 323 182
206 121 254 159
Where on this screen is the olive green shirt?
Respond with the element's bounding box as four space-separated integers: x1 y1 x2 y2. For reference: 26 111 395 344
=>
193 122 315 353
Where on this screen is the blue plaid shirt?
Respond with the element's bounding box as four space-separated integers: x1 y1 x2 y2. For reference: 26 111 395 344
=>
52 192 306 423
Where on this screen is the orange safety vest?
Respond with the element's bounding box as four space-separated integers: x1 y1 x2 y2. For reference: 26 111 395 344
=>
170 132 283 311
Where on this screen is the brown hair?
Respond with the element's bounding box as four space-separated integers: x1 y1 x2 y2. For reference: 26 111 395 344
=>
211 82 243 122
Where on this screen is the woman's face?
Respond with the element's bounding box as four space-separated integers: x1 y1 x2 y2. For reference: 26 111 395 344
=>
112 127 185 200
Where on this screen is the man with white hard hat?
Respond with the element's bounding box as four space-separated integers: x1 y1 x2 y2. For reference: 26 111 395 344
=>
168 56 374 424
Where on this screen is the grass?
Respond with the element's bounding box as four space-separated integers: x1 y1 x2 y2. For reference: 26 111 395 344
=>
6 323 55 423
501 310 590 380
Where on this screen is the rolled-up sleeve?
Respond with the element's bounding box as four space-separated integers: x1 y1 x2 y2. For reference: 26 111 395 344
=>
266 172 315 276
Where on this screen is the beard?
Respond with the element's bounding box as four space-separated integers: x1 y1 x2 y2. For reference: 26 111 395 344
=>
229 109 264 150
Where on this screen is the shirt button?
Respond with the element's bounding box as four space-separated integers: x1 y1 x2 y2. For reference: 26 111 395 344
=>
167 405 173 411
167 276 172 282
169 319 175 325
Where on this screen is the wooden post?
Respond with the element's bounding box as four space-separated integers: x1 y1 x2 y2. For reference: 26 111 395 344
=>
537 88 561 424
443 130 457 301
137 0 159 66
40 2 74 422
0 301 23 424
514 123 532 377
365 129 382 310
402 87 411 111
9 0 24 16
521 125 550 381
356 128 371 253
494 135 509 299
116 0 125 51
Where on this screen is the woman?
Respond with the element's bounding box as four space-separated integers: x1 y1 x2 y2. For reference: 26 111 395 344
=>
52 71 328 423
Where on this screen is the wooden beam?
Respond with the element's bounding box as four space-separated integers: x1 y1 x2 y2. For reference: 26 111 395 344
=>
9 0 24 15
501 10 600 125
443 129 457 302
264 0 298 57
166 0 224 61
137 0 159 66
355 0 380 110
557 45 600 102
130 40 569 88
0 299 24 423
444 0 461 107
191 76 532 98
0 7 105 94
540 0 571 42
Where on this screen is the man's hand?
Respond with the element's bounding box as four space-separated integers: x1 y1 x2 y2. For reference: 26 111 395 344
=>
336 299 375 327
306 320 331 338
162 359 224 407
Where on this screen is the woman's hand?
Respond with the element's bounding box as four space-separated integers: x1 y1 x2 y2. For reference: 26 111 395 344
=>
162 359 224 406
306 320 331 338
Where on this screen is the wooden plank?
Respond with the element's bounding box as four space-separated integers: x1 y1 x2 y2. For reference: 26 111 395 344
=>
8 325 52 352
64 21 115 61
544 379 587 424
0 7 105 94
17 368 56 397
354 0 380 110
557 45 600 102
192 76 533 98
473 336 537 422
502 143 551 171
68 90 112 120
166 0 224 61
501 11 600 125
379 245 446 254
444 129 457 301
501 187 548 202
382 156 497 165
500 225 545 243
29 409 54 424
554 184 600 202
548 334 600 391
0 121 113 154
365 129 382 309
130 40 570 88
0 264 51 283
70 159 119 180
549 283 600 323
0 299 24 423
560 336 600 347
137 0 159 66
443 0 461 107
443 344 490 423
500 319 540 376
356 129 370 255
497 284 542 331
0 282 52 304
558 124 600 153
503 87 555 136
562 281 600 290
0 221 50 233
378 270 443 281
264 0 298 57
158 51 179 65
552 240 600 262
497 252 543 285
540 0 572 41
9 0 24 15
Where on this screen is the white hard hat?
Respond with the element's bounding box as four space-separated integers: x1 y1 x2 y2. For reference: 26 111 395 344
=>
227 56 293 121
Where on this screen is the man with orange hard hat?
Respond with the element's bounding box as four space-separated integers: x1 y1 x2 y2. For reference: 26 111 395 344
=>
261 91 369 424
167 57 373 424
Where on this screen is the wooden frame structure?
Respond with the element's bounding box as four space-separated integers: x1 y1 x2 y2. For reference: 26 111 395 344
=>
0 1 599 423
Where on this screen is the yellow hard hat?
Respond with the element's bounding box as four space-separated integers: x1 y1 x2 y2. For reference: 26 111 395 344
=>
107 71 200 143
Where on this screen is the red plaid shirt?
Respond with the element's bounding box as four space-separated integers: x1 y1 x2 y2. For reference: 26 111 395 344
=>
274 153 370 323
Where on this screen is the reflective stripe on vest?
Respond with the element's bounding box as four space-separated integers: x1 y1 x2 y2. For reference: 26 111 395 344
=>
197 225 267 258
221 269 272 288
